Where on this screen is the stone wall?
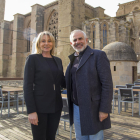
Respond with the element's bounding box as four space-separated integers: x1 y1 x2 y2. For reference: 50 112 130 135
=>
0 80 23 87
110 61 137 87
0 0 5 22
116 0 140 16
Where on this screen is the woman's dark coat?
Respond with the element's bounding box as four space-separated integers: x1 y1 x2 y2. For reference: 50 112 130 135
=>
24 54 65 114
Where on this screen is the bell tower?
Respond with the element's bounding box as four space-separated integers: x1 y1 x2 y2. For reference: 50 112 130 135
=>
57 0 85 71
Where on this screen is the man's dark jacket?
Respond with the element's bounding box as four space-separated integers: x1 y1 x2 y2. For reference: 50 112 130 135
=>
24 54 65 114
65 46 113 135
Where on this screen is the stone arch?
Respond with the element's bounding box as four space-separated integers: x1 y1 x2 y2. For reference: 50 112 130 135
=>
134 7 139 11
115 22 119 41
131 6 140 12
100 21 109 48
46 10 58 47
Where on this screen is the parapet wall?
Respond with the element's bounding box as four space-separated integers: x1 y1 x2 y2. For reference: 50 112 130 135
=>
0 80 23 87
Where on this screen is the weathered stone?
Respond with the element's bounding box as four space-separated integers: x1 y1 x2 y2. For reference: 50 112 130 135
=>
0 0 140 78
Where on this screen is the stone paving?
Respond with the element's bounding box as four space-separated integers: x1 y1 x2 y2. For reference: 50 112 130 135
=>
0 102 140 140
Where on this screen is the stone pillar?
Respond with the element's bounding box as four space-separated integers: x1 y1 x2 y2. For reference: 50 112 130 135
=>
0 0 5 76
0 0 5 23
57 0 85 71
109 19 116 43
95 21 101 50
119 20 126 43
11 14 25 77
0 21 11 77
31 4 44 52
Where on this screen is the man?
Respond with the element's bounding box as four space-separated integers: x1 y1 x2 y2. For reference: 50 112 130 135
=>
65 30 113 140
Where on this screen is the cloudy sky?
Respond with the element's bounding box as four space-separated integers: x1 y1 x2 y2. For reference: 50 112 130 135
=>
4 0 133 21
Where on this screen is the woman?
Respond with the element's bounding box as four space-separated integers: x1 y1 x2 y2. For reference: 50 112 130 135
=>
24 31 65 140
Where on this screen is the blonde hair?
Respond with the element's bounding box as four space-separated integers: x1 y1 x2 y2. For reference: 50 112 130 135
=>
35 31 55 55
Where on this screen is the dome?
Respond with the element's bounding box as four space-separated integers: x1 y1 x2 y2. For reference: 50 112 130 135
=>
102 42 137 61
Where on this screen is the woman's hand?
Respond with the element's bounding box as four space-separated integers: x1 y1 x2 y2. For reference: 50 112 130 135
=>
28 112 38 125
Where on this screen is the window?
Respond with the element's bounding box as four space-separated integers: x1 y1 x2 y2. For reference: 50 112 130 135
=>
103 24 107 48
114 66 116 71
115 23 119 41
134 7 139 11
130 29 133 37
131 42 134 50
48 11 58 47
93 25 95 48
27 27 31 52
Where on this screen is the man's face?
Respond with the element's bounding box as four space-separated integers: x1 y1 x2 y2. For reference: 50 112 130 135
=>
70 31 88 53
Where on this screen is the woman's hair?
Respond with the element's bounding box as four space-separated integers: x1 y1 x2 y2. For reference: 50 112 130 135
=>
35 31 55 55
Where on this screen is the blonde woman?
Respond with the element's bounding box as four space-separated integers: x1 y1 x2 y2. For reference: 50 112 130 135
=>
24 31 65 140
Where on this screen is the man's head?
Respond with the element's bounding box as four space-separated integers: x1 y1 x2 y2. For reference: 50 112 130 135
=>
70 30 88 53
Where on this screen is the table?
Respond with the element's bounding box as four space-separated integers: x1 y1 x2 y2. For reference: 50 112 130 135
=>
114 88 140 115
2 87 23 117
62 94 67 99
2 88 67 117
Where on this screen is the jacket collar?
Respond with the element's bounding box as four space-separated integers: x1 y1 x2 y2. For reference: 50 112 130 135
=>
77 46 94 71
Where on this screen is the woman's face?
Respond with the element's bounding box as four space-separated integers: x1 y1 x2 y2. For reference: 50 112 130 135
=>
39 35 53 53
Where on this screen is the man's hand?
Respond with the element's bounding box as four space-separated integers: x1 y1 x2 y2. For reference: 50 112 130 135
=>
99 112 108 122
28 112 38 125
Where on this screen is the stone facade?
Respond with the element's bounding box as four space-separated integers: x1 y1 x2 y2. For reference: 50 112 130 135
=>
0 0 140 77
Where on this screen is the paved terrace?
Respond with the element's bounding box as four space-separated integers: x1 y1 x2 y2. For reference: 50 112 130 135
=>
0 103 140 140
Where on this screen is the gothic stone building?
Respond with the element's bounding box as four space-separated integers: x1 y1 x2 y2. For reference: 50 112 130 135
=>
0 0 140 78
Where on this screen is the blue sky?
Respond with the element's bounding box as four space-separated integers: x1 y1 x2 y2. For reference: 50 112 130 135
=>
4 0 133 21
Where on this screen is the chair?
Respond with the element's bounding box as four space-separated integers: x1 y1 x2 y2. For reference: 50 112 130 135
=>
18 92 25 113
134 82 140 85
135 79 140 82
112 85 126 113
132 86 140 99
0 88 18 117
126 84 134 88
57 98 73 140
118 88 136 116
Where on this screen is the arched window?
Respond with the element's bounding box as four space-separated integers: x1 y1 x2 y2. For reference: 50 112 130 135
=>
93 25 95 48
131 42 134 50
103 24 107 48
115 23 119 41
47 11 58 47
134 7 139 11
130 29 133 37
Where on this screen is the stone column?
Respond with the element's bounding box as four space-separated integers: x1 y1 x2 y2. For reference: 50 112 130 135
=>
0 0 5 77
31 4 44 52
95 21 101 50
11 14 25 77
0 21 11 77
109 19 116 43
0 0 5 23
57 0 85 71
119 20 126 43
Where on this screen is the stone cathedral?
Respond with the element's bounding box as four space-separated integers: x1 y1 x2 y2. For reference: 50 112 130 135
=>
1 0 140 79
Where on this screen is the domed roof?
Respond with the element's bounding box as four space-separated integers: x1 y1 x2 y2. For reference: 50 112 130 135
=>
102 42 137 61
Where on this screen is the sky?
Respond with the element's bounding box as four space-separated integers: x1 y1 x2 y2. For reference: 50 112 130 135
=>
4 0 133 21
